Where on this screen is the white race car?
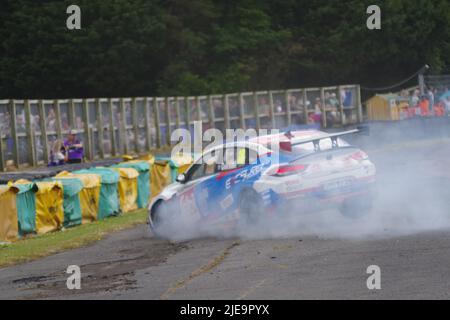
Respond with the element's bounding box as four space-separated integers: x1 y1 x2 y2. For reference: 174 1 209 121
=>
149 128 376 234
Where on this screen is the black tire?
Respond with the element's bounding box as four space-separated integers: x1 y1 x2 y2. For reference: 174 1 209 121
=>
150 200 170 237
339 194 373 218
238 190 265 230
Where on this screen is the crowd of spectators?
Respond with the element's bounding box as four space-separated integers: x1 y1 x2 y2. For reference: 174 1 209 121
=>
397 86 450 118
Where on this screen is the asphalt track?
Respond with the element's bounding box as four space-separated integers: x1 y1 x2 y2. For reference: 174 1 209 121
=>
1 138 450 299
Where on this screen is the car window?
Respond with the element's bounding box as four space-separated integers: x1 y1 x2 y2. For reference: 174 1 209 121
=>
291 137 349 154
219 147 252 171
187 151 221 181
189 163 206 181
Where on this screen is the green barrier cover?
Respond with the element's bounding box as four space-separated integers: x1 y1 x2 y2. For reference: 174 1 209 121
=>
14 183 37 236
74 168 120 219
50 178 84 228
111 161 150 209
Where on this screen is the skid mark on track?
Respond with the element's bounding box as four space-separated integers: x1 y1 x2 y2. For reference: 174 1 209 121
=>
160 241 240 300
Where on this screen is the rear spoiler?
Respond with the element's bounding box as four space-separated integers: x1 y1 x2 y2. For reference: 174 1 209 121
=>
280 125 369 152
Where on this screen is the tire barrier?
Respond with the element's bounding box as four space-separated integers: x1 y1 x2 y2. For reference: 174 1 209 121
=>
50 177 84 228
33 181 64 235
55 172 101 224
110 167 139 213
110 161 150 209
73 168 121 220
0 185 19 243
0 154 194 243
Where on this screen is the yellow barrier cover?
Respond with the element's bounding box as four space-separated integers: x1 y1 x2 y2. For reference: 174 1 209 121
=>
111 167 138 213
17 180 64 235
0 185 19 243
149 161 172 198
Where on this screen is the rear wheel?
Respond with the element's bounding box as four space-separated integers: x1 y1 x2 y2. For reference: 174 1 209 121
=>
339 194 373 218
238 190 265 230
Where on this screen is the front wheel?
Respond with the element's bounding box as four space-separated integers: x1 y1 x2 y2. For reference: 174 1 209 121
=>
150 200 172 237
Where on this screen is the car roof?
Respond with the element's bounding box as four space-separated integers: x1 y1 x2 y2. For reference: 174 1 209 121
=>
249 130 327 145
202 130 327 155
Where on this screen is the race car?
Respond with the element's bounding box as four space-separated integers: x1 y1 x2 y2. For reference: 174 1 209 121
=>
148 128 376 235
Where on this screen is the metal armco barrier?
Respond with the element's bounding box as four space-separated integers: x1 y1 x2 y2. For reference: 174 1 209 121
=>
0 84 362 170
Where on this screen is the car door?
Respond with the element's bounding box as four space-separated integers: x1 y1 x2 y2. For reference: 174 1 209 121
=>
175 154 216 222
194 146 258 223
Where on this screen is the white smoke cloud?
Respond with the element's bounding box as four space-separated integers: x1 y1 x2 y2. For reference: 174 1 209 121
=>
155 132 450 242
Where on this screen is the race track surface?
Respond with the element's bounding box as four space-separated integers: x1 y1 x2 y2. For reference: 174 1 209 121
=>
1 139 450 299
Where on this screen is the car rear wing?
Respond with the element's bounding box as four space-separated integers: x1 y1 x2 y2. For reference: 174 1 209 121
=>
279 126 369 152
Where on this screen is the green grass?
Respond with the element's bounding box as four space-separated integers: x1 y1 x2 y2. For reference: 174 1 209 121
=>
0 209 148 267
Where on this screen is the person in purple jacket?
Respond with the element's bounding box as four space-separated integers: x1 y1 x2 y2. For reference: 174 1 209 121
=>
64 130 84 163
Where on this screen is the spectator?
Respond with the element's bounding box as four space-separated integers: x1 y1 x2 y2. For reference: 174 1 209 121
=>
61 112 70 131
329 93 339 108
64 130 84 163
75 116 84 129
418 96 430 116
427 89 435 114
326 93 339 126
311 98 322 124
46 107 57 132
443 96 450 115
410 90 420 108
48 139 65 166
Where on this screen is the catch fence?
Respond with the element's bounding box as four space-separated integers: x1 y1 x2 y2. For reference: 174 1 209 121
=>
0 84 362 170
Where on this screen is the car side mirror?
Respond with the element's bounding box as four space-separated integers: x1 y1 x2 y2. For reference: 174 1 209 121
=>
176 173 187 183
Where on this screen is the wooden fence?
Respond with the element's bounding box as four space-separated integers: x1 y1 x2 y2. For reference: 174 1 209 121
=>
0 84 362 170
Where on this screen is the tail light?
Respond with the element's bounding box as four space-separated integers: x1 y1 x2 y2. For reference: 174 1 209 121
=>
268 164 308 176
347 150 369 162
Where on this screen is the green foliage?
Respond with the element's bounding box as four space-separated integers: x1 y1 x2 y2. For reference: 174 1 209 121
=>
0 0 449 98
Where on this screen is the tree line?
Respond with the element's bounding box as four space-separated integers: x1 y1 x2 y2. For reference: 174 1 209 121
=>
0 0 449 99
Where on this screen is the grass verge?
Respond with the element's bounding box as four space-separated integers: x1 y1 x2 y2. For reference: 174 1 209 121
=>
0 209 148 268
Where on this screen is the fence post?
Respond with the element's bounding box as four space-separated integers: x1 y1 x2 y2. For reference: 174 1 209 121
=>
0 129 4 171
253 92 261 132
337 86 345 126
25 100 37 166
54 99 63 141
268 91 275 129
69 99 76 129
184 97 190 130
224 94 230 130
89 127 96 160
143 97 151 152
175 98 181 129
82 99 93 161
320 87 327 128
96 98 105 159
132 98 139 153
238 93 246 129
164 97 172 146
38 100 50 164
285 90 291 127
120 98 129 155
108 98 117 157
9 100 20 168
153 98 161 148
356 85 363 123
302 89 308 124
208 95 216 129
